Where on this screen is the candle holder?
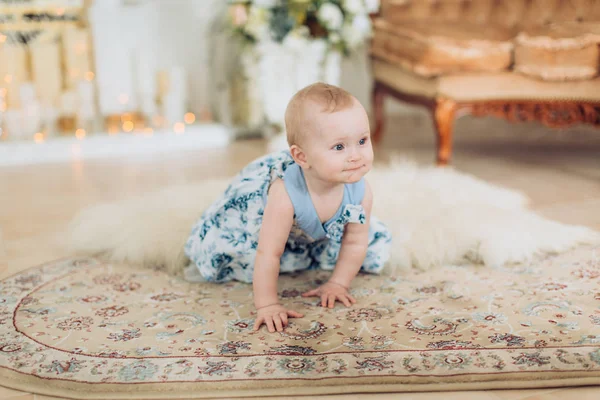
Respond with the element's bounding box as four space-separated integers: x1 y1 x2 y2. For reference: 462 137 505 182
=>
104 112 147 133
57 115 77 134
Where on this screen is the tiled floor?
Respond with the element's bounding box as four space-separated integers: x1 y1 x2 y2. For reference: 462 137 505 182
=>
1 111 599 399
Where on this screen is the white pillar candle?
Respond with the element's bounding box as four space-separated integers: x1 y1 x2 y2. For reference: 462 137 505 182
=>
41 106 59 137
4 109 23 140
18 85 41 139
0 87 5 111
0 92 4 140
62 27 92 89
19 82 37 106
157 70 170 101
30 40 63 107
22 101 42 139
167 67 187 98
0 44 29 109
77 81 96 120
157 67 188 102
140 96 157 117
60 90 78 115
0 44 29 82
162 92 186 126
157 67 188 125
77 80 95 102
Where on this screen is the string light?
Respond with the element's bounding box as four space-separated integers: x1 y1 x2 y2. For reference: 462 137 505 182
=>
85 71 95 81
75 128 86 139
4 75 12 84
122 121 134 132
173 122 185 134
0 34 6 43
34 132 44 143
184 112 196 124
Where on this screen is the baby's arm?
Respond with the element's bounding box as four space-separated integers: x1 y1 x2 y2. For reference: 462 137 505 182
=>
330 180 372 287
252 179 303 332
302 180 372 308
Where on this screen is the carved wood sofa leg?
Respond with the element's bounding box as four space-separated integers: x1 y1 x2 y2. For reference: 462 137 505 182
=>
433 97 459 166
372 81 386 143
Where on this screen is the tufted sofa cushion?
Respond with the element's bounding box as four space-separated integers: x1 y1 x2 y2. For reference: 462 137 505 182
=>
373 0 600 80
371 18 515 76
515 23 600 80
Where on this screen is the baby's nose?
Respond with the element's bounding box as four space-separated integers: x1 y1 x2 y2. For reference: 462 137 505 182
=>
348 148 361 161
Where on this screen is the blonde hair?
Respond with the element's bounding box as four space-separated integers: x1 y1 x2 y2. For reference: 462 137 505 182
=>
284 82 356 146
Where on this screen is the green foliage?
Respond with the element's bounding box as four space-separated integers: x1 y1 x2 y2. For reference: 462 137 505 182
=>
269 3 297 42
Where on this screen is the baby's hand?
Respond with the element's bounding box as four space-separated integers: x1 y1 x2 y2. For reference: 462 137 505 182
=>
253 304 304 333
302 281 357 309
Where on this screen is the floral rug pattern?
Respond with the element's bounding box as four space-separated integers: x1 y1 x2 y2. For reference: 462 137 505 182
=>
1 246 600 395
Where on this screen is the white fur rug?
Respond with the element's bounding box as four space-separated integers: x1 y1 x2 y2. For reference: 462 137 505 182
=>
67 162 599 276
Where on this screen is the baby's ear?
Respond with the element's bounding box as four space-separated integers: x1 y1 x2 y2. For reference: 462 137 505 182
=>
290 145 309 168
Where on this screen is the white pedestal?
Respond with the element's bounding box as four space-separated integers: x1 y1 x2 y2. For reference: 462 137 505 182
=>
0 124 232 166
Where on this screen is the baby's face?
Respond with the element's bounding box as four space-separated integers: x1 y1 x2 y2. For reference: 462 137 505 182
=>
303 100 373 184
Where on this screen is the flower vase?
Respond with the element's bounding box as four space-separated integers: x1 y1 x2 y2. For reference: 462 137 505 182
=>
222 40 342 143
209 12 266 139
257 39 341 131
228 49 265 137
253 39 342 150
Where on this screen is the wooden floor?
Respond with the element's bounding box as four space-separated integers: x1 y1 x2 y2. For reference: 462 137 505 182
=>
1 112 599 399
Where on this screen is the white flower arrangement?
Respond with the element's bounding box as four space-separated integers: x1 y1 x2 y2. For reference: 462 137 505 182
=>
228 0 380 55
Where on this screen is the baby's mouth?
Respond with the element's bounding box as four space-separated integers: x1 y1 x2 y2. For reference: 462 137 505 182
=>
345 165 363 172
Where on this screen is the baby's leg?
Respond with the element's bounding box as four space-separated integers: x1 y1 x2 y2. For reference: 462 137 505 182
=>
186 221 258 283
309 239 341 271
279 242 314 274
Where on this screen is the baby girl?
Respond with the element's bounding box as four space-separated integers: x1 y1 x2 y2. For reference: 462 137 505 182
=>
184 83 391 332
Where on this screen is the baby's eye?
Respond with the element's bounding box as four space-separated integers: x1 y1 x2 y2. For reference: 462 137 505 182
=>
333 144 344 151
359 137 368 145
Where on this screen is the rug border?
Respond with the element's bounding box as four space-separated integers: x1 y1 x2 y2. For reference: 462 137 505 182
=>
1 368 599 399
3 254 600 398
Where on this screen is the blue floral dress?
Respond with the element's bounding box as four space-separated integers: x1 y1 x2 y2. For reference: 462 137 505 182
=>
184 150 392 283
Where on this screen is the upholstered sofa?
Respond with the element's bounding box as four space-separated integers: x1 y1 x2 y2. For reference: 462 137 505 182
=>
370 0 600 165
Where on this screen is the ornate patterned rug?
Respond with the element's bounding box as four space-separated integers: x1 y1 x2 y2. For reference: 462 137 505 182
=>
1 246 600 399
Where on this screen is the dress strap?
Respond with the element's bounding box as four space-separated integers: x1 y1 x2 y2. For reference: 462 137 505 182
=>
283 163 326 240
346 178 366 205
